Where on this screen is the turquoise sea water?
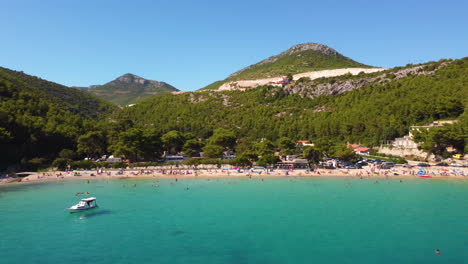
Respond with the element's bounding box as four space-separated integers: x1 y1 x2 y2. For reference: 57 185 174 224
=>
0 177 467 264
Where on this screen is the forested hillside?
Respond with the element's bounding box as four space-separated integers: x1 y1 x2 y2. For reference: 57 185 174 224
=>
117 58 467 147
0 67 116 119
1 58 466 171
0 68 116 170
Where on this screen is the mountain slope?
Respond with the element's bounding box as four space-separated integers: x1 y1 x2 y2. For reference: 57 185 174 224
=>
0 67 116 169
116 58 467 146
201 43 373 90
85 74 178 106
0 67 116 119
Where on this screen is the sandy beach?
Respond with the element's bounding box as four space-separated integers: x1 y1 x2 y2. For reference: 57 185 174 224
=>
2 165 467 186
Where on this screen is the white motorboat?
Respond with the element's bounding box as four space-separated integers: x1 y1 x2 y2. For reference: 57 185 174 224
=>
68 197 98 213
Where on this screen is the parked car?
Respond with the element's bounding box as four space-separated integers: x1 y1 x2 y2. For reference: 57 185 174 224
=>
450 163 464 167
356 161 368 167
435 162 449 166
417 163 431 167
402 163 413 168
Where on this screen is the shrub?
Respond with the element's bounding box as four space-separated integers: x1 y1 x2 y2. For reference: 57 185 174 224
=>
386 73 396 79
59 149 77 160
231 156 252 168
24 157 49 171
52 158 72 171
70 160 98 170
256 155 280 167
110 162 126 169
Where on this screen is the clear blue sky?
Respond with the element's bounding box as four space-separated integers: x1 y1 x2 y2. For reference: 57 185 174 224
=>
1 0 467 91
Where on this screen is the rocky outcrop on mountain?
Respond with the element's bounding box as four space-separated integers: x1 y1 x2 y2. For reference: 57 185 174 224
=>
108 73 169 88
217 67 385 91
284 63 445 98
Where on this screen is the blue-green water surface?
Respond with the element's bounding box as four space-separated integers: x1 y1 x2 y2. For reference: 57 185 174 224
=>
0 177 467 264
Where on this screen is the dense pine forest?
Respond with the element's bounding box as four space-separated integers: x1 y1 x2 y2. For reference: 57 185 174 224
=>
0 67 116 170
117 58 467 145
0 58 467 171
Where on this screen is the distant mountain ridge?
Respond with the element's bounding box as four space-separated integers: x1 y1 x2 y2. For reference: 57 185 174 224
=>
201 43 373 90
82 73 178 106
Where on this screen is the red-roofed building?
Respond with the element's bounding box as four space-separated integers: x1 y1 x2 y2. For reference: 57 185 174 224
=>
347 144 361 149
355 147 372 155
347 143 372 155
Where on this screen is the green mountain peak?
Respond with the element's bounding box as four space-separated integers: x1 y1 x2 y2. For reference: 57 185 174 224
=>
86 73 178 106
201 42 373 90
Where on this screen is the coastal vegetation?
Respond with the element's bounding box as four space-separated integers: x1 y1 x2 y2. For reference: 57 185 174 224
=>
1 57 467 172
0 67 116 170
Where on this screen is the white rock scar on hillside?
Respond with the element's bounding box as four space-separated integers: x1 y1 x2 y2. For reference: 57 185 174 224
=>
217 68 386 91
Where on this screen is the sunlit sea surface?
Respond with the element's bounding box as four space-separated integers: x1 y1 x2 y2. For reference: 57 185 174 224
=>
1 177 467 264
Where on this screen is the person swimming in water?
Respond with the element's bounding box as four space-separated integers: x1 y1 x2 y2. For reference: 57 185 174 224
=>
435 249 441 255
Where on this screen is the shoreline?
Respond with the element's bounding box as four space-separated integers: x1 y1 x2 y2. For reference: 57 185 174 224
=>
1 166 467 187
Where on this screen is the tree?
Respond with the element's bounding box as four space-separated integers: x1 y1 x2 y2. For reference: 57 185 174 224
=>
208 128 237 150
182 139 205 157
202 144 224 158
108 128 144 161
277 137 296 155
314 138 335 157
331 145 358 162
59 149 77 160
77 131 106 158
141 128 163 160
183 158 202 167
413 124 466 158
52 158 71 171
161 130 185 154
303 146 322 164
256 154 280 167
108 128 162 161
232 156 252 168
254 139 275 156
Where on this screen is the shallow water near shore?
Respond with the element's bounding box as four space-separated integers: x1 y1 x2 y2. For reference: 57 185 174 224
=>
1 177 467 264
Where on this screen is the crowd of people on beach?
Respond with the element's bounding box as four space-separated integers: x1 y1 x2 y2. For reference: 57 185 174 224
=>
1 164 467 185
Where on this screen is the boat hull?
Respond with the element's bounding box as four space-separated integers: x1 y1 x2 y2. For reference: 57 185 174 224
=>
68 205 98 213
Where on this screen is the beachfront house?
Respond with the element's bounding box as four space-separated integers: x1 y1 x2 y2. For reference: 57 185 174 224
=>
347 144 372 156
161 155 187 163
276 158 310 169
378 120 458 160
354 147 372 155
